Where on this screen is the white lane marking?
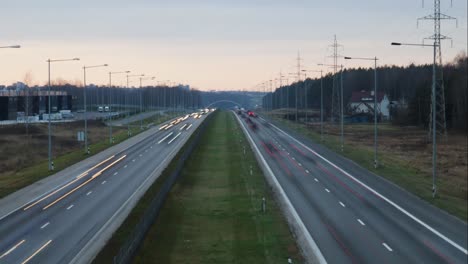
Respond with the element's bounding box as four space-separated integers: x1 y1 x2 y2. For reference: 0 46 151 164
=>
21 239 52 264
139 154 142 157
269 122 468 255
150 146 153 149
234 113 327 264
180 124 188 130
0 239 26 259
298 163 302 167
102 181 107 185
124 165 127 168
358 219 366 226
292 157 296 160
339 202 346 207
132 159 136 162
305 170 310 173
69 128 194 264
314 178 319 182
86 191 92 196
382 243 393 252
145 149 148 152
168 132 182 144
114 172 118 176
158 132 173 144
40 222 50 229
186 124 193 130
287 152 290 155
325 189 330 193
66 204 74 210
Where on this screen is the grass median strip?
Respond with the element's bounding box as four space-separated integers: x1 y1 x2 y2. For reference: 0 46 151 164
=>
133 111 301 263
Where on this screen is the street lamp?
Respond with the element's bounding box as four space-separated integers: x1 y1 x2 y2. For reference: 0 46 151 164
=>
139 76 156 130
126 74 144 136
46 58 80 171
345 56 379 169
318 63 344 151
83 64 108 154
108 70 130 144
301 69 322 129
392 41 439 197
0 45 21 48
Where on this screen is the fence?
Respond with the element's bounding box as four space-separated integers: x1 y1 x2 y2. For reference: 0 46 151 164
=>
112 112 214 264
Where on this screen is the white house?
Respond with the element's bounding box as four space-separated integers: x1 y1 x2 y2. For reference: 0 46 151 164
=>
349 90 390 119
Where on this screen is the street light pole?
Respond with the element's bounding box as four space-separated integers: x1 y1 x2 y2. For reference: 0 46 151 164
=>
344 56 379 168
391 41 438 197
139 76 156 130
108 71 130 144
83 64 108 154
340 65 344 152
0 45 21 48
126 74 144 135
46 57 80 170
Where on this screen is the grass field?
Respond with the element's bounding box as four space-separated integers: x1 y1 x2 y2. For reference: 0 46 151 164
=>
0 112 176 198
263 110 467 221
131 111 301 263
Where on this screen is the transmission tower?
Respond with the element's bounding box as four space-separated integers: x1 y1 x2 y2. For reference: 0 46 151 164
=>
418 0 457 138
328 35 343 123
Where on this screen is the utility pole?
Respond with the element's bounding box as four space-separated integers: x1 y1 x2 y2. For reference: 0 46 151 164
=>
418 0 456 139
296 52 302 124
328 36 343 124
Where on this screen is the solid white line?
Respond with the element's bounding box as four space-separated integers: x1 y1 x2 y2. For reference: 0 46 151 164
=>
21 239 52 264
0 239 25 259
325 189 330 193
358 219 366 226
158 132 173 144
101 181 106 185
269 122 468 255
339 202 346 207
314 178 319 182
40 222 50 229
86 191 92 196
113 172 118 176
168 132 181 144
66 204 74 210
382 243 393 252
234 112 327 264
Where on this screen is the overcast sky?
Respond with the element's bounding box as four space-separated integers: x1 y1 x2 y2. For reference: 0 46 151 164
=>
1 0 466 90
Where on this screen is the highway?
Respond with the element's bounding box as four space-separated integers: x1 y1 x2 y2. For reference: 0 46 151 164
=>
235 112 467 264
0 112 210 264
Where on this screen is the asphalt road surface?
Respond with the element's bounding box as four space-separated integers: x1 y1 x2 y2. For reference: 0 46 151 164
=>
0 113 209 264
236 112 467 264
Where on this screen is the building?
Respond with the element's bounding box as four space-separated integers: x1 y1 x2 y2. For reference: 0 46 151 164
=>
0 90 72 121
348 90 390 120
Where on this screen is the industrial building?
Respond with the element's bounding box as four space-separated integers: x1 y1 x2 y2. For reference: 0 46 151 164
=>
0 90 72 121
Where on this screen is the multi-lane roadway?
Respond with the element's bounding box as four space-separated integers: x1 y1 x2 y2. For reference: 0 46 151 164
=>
0 112 209 264
236 112 467 264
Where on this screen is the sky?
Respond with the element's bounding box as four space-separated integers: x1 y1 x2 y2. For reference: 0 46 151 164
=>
1 0 466 91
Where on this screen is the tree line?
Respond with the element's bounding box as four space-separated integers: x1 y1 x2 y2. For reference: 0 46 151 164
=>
262 53 467 130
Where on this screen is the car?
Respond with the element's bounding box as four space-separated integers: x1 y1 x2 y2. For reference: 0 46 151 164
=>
247 111 256 117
